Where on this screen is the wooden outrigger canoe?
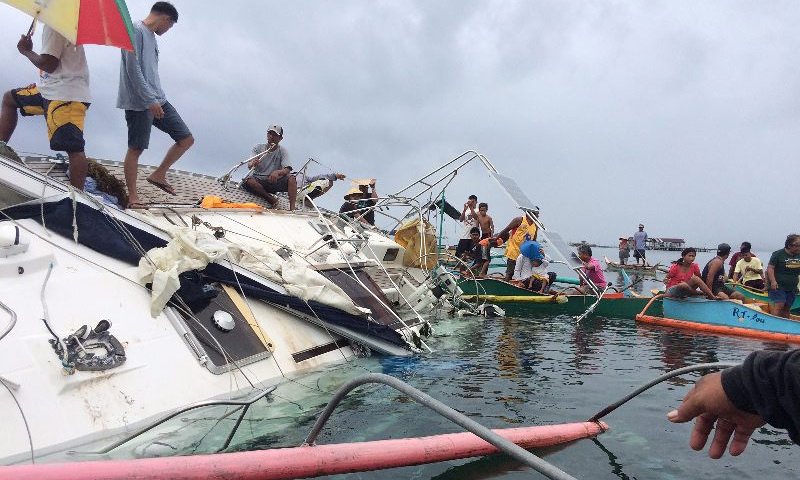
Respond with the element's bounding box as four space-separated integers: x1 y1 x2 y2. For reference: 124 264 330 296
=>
457 278 662 319
603 256 664 275
636 296 800 344
725 282 800 314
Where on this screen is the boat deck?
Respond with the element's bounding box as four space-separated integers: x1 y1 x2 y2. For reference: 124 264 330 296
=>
12 153 291 209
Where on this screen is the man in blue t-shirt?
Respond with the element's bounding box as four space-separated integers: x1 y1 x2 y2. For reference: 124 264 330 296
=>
633 223 648 266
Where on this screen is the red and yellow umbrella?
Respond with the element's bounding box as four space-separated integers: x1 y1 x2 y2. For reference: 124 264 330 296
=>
2 0 135 50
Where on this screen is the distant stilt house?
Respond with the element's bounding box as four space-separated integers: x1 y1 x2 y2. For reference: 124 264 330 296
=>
647 237 686 251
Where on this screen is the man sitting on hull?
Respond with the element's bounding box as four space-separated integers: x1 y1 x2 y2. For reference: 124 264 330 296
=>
243 125 297 210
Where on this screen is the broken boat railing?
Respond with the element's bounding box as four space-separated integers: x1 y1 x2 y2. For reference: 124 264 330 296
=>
304 373 577 480
69 373 580 479
304 195 436 352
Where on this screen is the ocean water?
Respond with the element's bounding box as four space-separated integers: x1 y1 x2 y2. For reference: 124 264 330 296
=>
213 309 796 480
101 245 795 479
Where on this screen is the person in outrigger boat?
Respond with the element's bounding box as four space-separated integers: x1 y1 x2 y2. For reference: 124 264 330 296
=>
664 247 717 299
458 227 489 278
476 202 494 239
702 243 746 300
243 124 297 210
727 241 753 278
570 244 606 294
491 210 539 281
618 237 631 265
766 234 800 319
512 240 556 293
732 246 765 290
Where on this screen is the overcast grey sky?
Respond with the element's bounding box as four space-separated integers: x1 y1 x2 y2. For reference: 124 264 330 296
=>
1 1 797 248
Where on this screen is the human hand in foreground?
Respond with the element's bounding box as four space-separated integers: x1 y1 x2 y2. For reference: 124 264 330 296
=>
667 372 765 458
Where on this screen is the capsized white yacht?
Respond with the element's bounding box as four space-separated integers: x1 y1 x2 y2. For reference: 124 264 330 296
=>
0 149 461 463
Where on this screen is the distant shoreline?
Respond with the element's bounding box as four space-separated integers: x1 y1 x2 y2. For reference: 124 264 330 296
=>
569 242 713 252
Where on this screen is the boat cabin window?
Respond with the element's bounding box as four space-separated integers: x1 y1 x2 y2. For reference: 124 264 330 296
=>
0 184 34 208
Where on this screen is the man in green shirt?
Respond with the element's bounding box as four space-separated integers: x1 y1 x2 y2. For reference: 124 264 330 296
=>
767 234 800 318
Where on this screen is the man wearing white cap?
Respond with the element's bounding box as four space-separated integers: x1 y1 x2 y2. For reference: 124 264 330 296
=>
633 223 648 266
243 124 297 210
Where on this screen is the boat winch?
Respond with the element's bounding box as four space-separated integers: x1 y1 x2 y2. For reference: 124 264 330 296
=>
0 223 28 258
50 320 126 373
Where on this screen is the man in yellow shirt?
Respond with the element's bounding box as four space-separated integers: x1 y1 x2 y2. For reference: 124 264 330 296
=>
492 210 539 280
733 248 765 290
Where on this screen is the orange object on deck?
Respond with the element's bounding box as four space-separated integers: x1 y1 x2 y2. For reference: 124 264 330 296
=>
0 421 607 480
200 195 263 210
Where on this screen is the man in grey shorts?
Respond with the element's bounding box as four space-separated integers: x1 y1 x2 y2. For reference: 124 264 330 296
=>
117 2 194 208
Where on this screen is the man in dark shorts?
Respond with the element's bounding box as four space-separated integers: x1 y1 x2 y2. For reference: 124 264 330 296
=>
1 26 91 189
766 234 800 318
633 223 648 265
118 2 194 208
243 125 297 210
458 227 489 277
702 243 745 300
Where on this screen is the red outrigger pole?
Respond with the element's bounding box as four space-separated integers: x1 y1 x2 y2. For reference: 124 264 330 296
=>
0 421 607 480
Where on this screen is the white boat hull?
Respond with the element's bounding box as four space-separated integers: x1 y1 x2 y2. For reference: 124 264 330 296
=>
0 217 356 462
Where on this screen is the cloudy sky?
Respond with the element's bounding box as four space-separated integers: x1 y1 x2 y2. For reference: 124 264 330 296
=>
1 1 798 249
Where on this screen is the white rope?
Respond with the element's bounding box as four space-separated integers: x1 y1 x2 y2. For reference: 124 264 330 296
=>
69 188 78 243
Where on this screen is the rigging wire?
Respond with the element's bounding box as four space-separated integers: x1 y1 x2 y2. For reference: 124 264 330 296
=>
1 188 447 447
300 196 434 343
0 204 256 395
2 203 329 399
212 205 432 351
0 377 34 465
588 362 739 422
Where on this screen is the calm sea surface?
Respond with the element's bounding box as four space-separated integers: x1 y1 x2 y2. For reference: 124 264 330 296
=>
112 247 795 479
